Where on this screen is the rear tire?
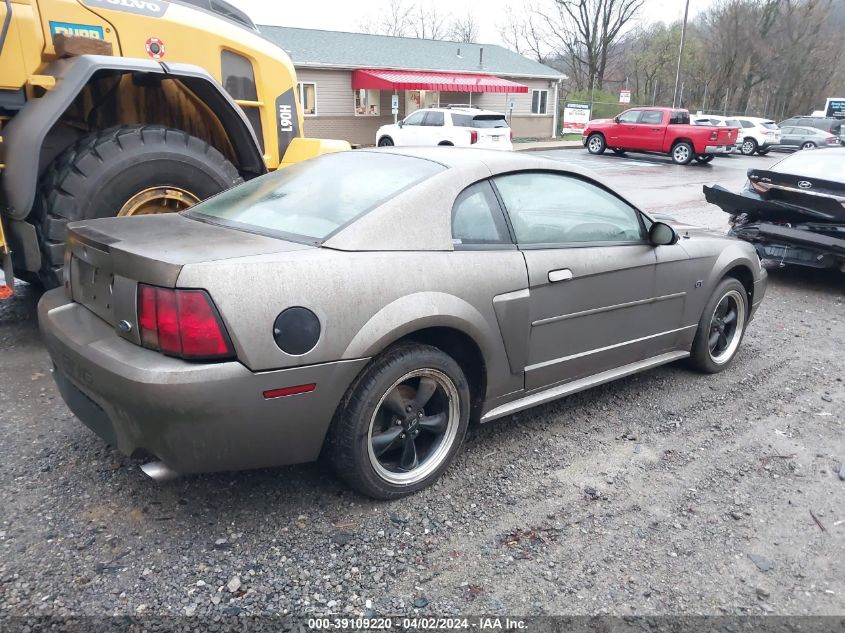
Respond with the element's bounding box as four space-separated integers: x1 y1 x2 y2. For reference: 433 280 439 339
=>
740 138 758 155
586 133 606 154
612 148 626 155
326 343 470 499
688 278 748 374
757 148 770 156
800 141 816 150
695 154 714 163
33 125 241 288
378 136 394 147
671 141 694 165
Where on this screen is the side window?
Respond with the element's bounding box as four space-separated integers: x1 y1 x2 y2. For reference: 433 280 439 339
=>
451 181 511 246
617 110 641 124
221 50 264 151
423 111 445 127
298 82 316 115
493 172 644 246
640 110 663 125
354 89 380 115
531 89 548 115
740 120 755 128
403 110 426 126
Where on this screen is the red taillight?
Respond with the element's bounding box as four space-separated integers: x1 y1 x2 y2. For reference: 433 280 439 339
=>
470 130 478 144
709 131 718 141
137 284 234 360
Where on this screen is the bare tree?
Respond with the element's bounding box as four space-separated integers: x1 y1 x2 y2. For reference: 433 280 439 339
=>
358 0 415 37
449 12 480 43
413 4 449 40
538 0 644 90
499 4 551 62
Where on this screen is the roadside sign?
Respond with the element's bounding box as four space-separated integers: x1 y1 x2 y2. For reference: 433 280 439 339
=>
562 102 591 133
619 90 631 105
825 97 845 117
391 94 399 115
509 100 516 110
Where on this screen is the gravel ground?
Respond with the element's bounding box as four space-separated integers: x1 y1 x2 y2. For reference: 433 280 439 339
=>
1 153 843 625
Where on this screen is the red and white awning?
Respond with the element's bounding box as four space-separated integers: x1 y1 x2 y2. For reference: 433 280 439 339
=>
351 69 529 93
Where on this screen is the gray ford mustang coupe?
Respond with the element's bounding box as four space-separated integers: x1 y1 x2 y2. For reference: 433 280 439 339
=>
39 148 767 499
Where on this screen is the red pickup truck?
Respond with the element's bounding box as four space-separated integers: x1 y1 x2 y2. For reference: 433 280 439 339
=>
582 108 739 165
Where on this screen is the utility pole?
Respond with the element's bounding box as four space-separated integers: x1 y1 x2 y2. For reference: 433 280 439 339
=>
672 0 691 109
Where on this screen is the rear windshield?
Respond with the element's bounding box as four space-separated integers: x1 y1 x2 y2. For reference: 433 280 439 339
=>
725 119 740 127
185 152 444 243
668 111 690 125
762 122 778 130
773 151 845 181
452 114 508 128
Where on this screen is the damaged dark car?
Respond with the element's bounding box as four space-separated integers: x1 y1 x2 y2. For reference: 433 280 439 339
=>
704 149 845 272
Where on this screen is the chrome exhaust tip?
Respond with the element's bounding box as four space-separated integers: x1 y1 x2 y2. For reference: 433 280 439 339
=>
140 461 179 482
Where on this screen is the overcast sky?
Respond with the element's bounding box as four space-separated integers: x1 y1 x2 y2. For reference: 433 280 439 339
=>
229 0 705 48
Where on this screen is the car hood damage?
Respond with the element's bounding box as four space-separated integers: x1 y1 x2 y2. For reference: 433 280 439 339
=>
703 178 845 271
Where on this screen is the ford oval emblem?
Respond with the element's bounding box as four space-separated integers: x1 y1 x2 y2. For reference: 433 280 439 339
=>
798 180 812 189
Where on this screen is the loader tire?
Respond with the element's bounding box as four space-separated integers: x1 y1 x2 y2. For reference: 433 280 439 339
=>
33 125 242 288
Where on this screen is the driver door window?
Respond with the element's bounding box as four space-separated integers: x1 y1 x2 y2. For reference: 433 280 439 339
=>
617 110 641 124
493 172 645 246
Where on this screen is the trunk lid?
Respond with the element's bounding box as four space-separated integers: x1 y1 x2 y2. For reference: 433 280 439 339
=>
66 214 312 327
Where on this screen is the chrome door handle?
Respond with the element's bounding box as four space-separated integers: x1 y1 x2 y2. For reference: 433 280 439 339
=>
548 268 573 282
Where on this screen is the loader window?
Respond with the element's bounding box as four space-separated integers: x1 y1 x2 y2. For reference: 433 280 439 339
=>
222 50 264 151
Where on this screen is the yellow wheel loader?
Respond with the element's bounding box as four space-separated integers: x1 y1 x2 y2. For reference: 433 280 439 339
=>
0 0 349 294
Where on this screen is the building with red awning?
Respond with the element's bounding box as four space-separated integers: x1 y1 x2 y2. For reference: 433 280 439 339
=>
260 26 565 146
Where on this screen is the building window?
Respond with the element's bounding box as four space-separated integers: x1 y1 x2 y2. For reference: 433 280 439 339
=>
531 89 549 115
221 49 264 151
298 82 317 116
355 89 380 116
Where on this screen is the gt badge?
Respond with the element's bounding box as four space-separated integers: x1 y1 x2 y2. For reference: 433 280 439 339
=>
145 37 166 59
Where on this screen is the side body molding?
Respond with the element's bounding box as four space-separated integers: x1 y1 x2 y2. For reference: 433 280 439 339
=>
492 288 530 376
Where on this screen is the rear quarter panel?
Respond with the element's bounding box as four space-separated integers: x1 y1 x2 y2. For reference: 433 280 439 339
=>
177 249 529 401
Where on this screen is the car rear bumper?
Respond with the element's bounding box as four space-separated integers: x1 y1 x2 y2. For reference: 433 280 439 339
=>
38 288 368 474
703 144 733 154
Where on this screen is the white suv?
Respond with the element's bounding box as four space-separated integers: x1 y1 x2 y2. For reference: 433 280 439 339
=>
376 107 513 150
733 117 781 155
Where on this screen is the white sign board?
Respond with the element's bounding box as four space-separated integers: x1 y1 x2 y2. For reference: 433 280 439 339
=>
562 102 591 133
619 89 631 105
391 94 399 114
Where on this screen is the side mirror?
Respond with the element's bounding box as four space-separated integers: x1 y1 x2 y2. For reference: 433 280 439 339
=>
398 120 404 128
614 116 620 123
649 221 678 246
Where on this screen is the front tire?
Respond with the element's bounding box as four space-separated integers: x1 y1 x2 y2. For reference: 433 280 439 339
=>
33 125 240 288
586 133 606 154
740 138 758 155
671 141 694 165
378 136 394 147
326 343 470 499
688 278 748 374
